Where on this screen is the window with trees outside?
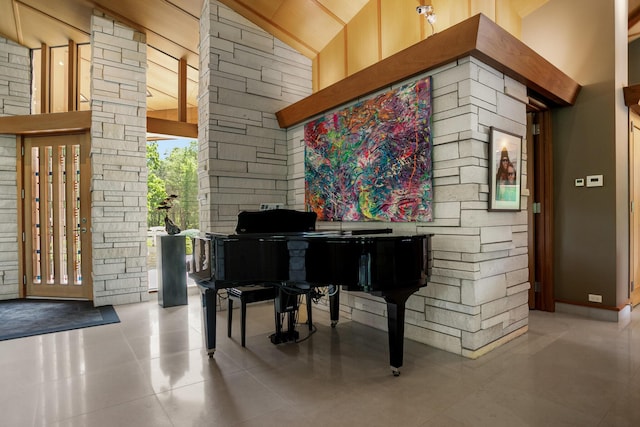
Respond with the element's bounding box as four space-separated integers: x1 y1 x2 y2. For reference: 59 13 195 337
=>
147 139 199 232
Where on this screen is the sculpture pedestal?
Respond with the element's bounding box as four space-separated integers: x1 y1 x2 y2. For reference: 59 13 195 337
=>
156 234 188 307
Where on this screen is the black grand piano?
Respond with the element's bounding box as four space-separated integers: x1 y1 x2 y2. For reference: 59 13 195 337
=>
190 209 432 376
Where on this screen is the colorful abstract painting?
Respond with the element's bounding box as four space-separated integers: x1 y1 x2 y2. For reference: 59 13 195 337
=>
304 78 433 222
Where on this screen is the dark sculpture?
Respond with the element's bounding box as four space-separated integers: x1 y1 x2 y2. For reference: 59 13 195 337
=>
157 194 181 235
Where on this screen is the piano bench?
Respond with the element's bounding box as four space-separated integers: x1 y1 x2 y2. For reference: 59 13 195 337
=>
227 285 277 347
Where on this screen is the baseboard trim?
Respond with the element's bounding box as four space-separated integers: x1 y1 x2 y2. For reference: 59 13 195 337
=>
555 302 632 323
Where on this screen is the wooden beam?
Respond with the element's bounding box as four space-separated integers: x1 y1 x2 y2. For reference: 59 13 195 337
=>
68 39 77 111
0 111 91 134
178 57 187 122
473 14 578 107
41 42 49 114
276 13 581 128
147 116 197 138
12 0 23 45
0 112 199 139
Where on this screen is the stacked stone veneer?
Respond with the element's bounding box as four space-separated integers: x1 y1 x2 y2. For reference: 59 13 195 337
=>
0 37 30 299
90 13 149 305
198 0 312 233
197 0 528 356
287 58 529 357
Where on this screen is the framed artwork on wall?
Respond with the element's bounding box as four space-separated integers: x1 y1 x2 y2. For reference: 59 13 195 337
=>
489 127 522 211
304 77 433 222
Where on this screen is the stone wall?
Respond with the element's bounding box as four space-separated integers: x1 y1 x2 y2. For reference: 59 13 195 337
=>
0 37 30 299
287 58 530 357
90 13 149 305
196 0 528 357
198 0 312 233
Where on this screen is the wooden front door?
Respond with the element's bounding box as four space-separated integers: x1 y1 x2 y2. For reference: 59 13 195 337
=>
22 133 92 299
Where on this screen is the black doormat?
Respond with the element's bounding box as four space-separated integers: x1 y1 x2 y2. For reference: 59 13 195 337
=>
0 299 120 341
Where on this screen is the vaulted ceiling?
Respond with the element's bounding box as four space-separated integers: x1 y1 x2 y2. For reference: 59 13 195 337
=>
1 0 640 114
0 0 374 114
0 0 374 70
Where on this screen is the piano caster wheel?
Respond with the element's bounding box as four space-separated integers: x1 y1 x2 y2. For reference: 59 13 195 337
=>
391 368 400 377
331 320 338 328
207 350 215 358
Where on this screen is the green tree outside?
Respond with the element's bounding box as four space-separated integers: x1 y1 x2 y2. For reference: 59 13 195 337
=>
147 140 199 231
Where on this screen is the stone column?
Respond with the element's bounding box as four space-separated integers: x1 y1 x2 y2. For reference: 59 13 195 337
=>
0 37 30 299
90 12 149 305
198 0 311 232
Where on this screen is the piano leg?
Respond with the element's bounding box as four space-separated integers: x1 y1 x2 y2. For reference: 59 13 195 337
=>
384 288 417 376
305 292 313 331
199 284 218 357
329 285 340 327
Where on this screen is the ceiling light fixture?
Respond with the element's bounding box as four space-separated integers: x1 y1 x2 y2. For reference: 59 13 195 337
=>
416 5 437 36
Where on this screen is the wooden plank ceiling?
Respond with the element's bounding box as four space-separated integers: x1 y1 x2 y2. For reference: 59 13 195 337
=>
0 0 371 114
0 0 639 116
217 0 369 58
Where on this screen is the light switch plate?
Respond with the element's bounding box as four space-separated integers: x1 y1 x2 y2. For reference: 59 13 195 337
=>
575 178 584 187
586 174 603 187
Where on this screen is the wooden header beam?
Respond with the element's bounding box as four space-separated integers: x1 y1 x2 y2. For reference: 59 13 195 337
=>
0 112 198 141
147 116 198 138
0 111 91 134
276 13 581 128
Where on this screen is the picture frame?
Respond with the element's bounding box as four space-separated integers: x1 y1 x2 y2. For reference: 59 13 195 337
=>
488 127 522 211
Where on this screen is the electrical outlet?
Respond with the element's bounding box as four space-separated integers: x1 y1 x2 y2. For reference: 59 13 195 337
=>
586 174 603 187
588 294 602 303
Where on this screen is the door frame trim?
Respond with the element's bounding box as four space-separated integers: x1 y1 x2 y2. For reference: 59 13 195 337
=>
5 111 91 298
629 113 640 307
527 107 555 311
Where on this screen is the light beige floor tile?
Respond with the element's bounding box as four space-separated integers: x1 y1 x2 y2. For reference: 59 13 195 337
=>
32 360 155 426
155 370 289 426
3 291 640 426
49 396 173 427
140 347 244 393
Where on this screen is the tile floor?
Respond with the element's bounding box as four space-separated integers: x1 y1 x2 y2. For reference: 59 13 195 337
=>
2 289 640 426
